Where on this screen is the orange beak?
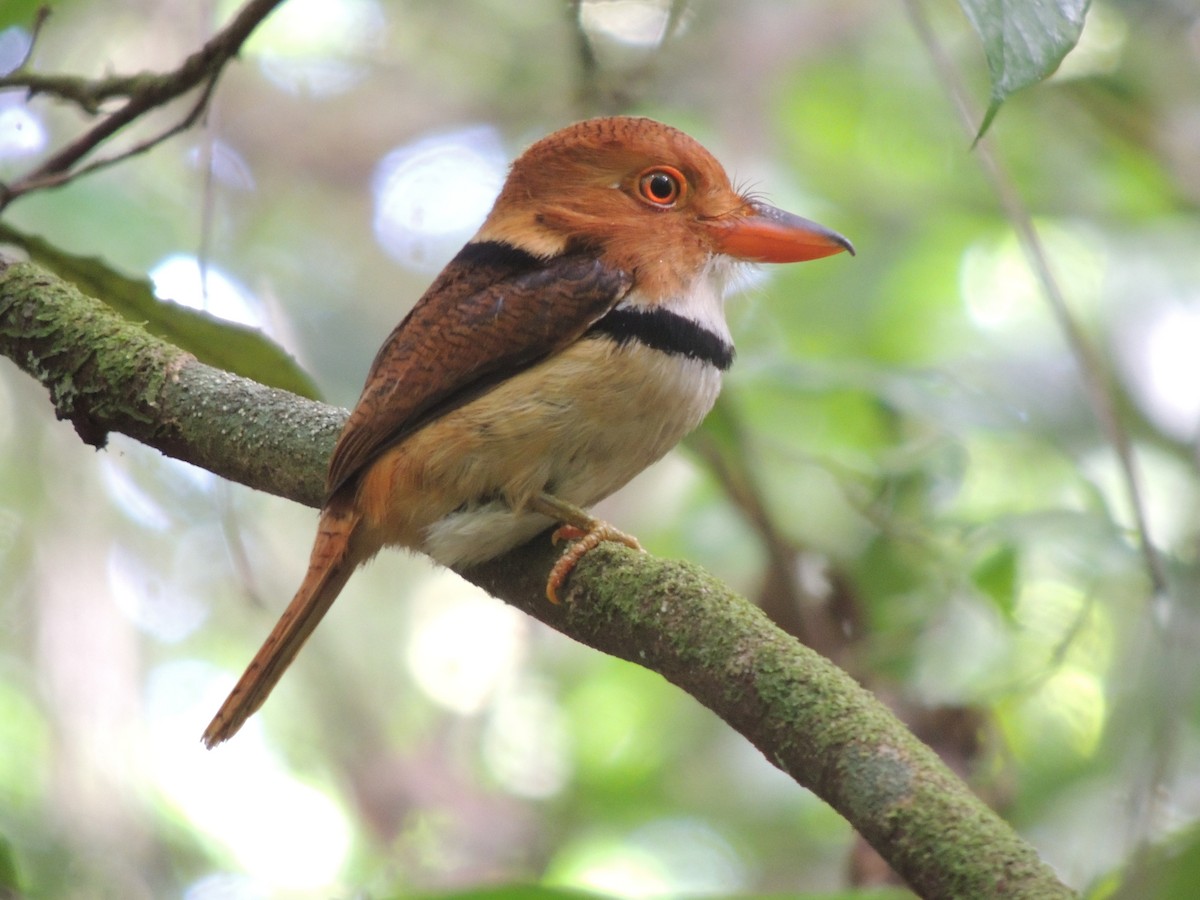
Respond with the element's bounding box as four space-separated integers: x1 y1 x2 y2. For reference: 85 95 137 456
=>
709 200 854 263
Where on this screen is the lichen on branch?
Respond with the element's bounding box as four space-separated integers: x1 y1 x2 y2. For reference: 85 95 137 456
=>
0 257 1076 899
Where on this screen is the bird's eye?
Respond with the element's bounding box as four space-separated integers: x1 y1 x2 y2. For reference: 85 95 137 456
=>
637 166 685 207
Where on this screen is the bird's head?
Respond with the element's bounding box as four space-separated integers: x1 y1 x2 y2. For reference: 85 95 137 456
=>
477 116 853 300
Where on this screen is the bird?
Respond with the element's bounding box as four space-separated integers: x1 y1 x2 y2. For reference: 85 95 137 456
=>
202 116 853 747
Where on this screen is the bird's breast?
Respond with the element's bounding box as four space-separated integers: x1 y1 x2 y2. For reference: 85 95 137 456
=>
364 311 730 567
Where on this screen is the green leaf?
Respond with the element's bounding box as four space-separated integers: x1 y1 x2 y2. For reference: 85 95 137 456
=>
958 0 1091 139
405 888 604 900
1096 819 1200 899
0 224 321 400
972 543 1018 618
402 889 913 900
0 1 43 32
0 834 19 893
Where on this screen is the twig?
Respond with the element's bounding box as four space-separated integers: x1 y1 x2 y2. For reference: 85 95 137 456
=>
0 0 287 211
901 0 1167 599
902 0 1177 884
7 72 221 198
0 71 162 114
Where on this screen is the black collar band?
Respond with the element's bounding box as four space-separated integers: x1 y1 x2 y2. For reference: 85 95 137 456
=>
588 307 735 371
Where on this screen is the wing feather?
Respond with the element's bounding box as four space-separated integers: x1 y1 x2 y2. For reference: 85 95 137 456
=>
325 241 632 500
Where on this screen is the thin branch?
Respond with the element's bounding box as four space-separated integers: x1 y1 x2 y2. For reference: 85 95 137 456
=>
1 71 162 114
688 401 830 650
0 257 1077 899
0 0 287 210
901 0 1168 601
902 0 1179 881
10 71 222 197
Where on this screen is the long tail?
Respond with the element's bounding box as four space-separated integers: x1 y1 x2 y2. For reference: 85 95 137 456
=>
202 504 365 748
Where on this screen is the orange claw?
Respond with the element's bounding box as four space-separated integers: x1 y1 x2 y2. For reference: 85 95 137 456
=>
546 521 643 603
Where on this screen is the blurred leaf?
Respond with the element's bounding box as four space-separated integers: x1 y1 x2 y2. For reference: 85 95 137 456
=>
0 224 321 399
405 889 912 900
972 543 1018 618
856 535 928 606
406 888 603 900
0 834 18 893
958 0 1091 138
1101 820 1200 900
0 1 43 32
565 658 684 795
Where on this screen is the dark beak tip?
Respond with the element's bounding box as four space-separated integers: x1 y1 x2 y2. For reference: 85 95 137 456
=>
776 205 855 259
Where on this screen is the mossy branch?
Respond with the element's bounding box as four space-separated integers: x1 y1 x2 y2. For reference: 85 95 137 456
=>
0 258 1076 900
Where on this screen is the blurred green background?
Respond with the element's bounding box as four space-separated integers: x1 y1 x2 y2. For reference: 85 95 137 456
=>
1 0 1199 897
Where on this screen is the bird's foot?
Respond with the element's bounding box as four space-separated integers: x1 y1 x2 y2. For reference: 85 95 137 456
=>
546 520 642 604
527 492 643 603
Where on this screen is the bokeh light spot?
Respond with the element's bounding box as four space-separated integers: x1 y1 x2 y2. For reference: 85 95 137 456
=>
1116 299 1200 442
1012 666 1107 761
236 0 386 96
188 139 257 192
0 95 46 160
0 26 31 76
482 679 571 799
578 0 672 49
151 254 264 329
108 543 209 643
146 661 352 891
372 126 505 273
547 835 672 898
406 574 525 714
959 224 1104 337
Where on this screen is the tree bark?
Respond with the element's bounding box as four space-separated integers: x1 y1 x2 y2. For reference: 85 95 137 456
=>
0 258 1077 899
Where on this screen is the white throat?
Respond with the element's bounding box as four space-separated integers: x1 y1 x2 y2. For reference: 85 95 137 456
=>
619 255 734 343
